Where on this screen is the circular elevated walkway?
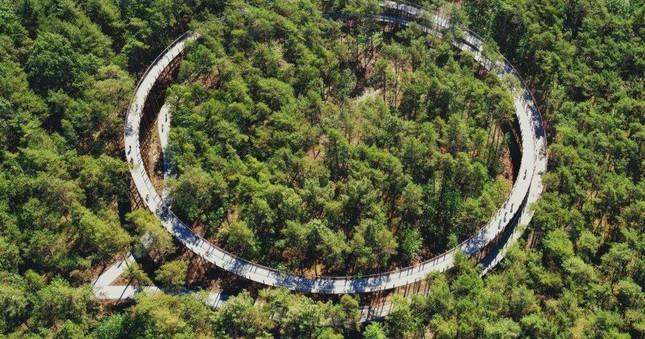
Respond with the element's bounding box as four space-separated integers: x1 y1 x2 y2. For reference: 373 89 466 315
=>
123 1 547 295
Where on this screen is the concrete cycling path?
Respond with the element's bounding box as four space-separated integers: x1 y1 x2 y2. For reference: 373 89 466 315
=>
120 1 547 295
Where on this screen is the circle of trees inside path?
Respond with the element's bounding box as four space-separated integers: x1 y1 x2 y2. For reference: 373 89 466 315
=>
124 1 547 295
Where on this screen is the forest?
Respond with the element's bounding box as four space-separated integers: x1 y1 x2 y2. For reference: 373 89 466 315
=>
0 0 642 338
166 0 514 275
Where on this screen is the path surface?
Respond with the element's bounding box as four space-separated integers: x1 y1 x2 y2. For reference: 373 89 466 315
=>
92 262 227 309
110 1 546 300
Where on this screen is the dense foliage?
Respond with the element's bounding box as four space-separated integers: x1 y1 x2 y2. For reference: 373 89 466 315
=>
167 0 513 275
0 0 642 338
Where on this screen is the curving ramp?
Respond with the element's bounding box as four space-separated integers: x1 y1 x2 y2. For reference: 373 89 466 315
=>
120 1 547 296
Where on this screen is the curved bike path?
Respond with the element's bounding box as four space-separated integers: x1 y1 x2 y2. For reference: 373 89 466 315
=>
121 1 547 295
